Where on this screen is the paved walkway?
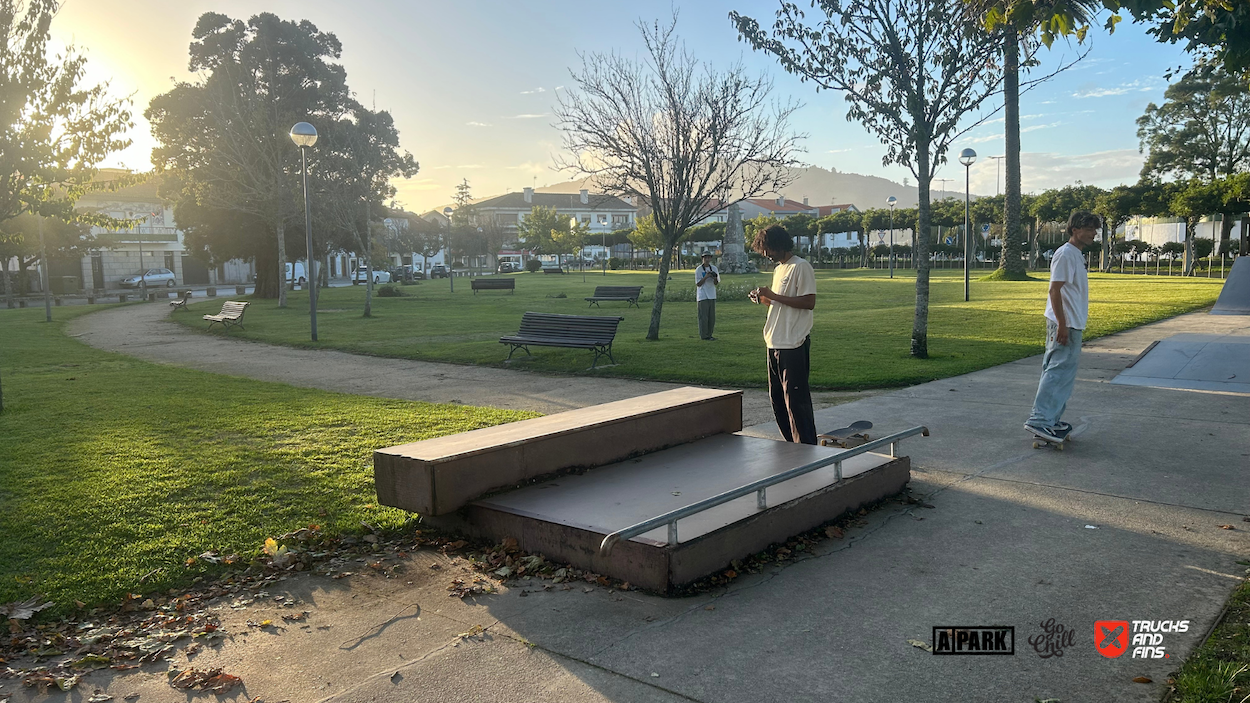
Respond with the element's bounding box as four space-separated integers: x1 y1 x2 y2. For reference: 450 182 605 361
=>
66 302 874 426
41 304 1250 703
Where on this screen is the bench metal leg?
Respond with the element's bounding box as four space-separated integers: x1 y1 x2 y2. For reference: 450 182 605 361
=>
588 300 599 308
505 343 530 361
589 343 616 369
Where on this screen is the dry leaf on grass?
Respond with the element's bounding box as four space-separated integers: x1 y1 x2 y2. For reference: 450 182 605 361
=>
906 638 932 652
1132 676 1152 683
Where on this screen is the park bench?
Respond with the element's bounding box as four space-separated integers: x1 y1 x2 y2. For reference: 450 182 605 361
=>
499 312 624 368
585 285 643 308
203 300 250 331
542 265 565 274
169 290 192 311
471 277 515 295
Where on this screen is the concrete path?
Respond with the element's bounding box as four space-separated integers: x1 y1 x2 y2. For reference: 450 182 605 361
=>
32 305 1250 703
66 302 874 426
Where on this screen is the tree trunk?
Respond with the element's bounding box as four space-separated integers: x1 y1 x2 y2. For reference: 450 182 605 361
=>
1240 214 1249 257
1183 219 1196 275
1100 215 1113 272
276 223 288 308
2 259 14 308
645 245 675 340
1219 213 1234 257
912 141 932 358
1028 217 1040 270
999 33 1026 279
364 255 373 318
253 243 280 298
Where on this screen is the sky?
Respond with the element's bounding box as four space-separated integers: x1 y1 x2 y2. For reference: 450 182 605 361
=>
50 0 1193 212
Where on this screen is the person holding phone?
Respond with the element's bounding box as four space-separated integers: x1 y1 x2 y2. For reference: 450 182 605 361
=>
696 250 720 340
749 224 818 444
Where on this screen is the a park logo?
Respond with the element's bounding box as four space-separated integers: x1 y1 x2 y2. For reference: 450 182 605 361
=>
1094 620 1129 658
931 626 1015 655
1096 620 1190 659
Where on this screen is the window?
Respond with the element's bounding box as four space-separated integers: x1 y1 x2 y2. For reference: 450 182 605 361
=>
581 216 591 225
597 214 608 224
612 215 628 227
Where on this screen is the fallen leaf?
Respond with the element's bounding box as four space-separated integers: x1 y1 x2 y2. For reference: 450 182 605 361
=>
1132 676 1152 683
1217 524 1234 530
0 597 53 620
907 638 932 652
825 526 844 539
87 695 114 702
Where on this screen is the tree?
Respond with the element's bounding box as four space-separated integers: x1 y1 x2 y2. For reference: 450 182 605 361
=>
314 107 418 316
627 214 665 258
0 214 92 306
148 12 357 306
817 209 864 266
556 15 802 340
732 0 1004 357
1170 179 1222 274
517 206 566 262
1137 61 1250 185
0 0 132 307
1093 185 1143 271
989 1 1250 79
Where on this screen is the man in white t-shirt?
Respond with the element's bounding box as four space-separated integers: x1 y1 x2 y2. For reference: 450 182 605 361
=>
1025 211 1098 442
750 224 818 444
695 250 720 340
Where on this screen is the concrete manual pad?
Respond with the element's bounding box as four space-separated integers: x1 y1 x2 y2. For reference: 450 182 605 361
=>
474 434 890 546
1211 255 1250 314
1112 333 1250 394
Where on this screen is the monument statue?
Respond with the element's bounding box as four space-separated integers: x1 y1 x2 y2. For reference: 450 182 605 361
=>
719 202 757 273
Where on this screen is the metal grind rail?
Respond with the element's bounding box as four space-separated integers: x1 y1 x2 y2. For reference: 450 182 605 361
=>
598 426 929 556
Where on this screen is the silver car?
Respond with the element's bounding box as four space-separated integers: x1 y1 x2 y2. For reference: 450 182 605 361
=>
120 268 176 288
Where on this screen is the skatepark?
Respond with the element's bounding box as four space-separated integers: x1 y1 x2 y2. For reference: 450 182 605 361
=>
30 267 1248 702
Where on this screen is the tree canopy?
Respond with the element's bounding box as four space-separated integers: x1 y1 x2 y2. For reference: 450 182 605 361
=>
1137 60 1250 181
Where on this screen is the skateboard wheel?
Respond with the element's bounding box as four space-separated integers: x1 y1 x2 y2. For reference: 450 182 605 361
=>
863 434 869 441
1032 441 1041 449
1056 443 1064 451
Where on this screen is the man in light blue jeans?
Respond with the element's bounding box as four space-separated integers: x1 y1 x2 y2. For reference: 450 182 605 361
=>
1026 211 1100 442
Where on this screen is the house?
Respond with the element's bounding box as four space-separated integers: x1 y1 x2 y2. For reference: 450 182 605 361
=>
452 187 637 264
70 170 253 291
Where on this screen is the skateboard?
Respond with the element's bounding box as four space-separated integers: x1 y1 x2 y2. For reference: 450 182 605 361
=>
1028 425 1071 451
819 420 873 448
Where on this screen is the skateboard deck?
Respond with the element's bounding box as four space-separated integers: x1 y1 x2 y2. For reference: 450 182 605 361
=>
1028 426 1071 451
819 420 873 448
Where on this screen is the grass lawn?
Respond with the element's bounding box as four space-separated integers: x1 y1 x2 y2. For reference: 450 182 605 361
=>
0 306 535 611
177 268 1224 389
1172 576 1250 702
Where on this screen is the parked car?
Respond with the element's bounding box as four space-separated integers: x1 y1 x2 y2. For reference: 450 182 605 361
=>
390 265 424 283
351 266 391 285
120 268 176 288
496 261 517 273
429 264 449 279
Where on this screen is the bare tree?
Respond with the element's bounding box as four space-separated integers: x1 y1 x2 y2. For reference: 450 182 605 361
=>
556 15 803 340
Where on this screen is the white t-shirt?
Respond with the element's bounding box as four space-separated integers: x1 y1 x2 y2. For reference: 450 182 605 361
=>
763 256 817 349
695 264 719 301
1045 242 1089 330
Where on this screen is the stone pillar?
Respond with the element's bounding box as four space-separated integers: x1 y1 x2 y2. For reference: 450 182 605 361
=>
719 202 757 274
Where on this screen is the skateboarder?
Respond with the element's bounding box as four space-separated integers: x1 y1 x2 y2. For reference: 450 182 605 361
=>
750 224 818 445
696 250 719 340
1025 211 1099 443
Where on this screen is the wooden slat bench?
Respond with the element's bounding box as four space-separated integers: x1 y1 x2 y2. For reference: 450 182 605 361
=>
203 300 250 331
585 285 643 308
500 312 624 368
541 266 565 274
471 277 515 295
169 291 192 311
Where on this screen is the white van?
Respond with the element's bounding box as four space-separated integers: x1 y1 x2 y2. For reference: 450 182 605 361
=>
285 262 308 285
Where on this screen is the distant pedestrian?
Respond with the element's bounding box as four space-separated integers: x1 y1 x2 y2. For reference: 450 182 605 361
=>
696 250 719 340
749 224 818 445
1025 211 1099 442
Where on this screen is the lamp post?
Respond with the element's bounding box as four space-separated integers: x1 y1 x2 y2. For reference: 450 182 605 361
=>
602 217 607 277
886 195 897 278
443 207 454 293
987 155 1004 196
290 122 319 341
959 148 977 302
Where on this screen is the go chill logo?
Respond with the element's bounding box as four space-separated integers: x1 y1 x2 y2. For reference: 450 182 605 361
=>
1095 620 1189 659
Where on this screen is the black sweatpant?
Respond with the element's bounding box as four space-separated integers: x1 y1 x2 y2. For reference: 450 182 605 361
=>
767 336 817 444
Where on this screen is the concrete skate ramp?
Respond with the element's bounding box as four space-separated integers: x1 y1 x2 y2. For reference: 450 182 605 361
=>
1211 256 1250 315
1111 333 1250 395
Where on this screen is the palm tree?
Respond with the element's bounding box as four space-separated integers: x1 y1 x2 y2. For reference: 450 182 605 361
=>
975 1 1100 279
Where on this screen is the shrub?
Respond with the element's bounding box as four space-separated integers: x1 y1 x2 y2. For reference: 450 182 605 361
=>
376 284 404 297
608 257 623 270
639 281 756 303
546 292 567 299
525 259 543 273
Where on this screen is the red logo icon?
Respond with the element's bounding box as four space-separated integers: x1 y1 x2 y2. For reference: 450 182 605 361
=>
1095 620 1129 658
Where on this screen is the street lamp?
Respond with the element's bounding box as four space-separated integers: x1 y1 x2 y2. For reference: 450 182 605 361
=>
602 216 608 277
290 121 318 341
987 155 1004 196
959 148 977 302
443 206 454 293
886 195 897 279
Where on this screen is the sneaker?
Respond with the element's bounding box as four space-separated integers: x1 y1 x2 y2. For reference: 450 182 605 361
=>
1024 423 1063 442
1054 421 1072 433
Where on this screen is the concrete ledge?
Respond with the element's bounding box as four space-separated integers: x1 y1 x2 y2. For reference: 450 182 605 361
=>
374 387 743 515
